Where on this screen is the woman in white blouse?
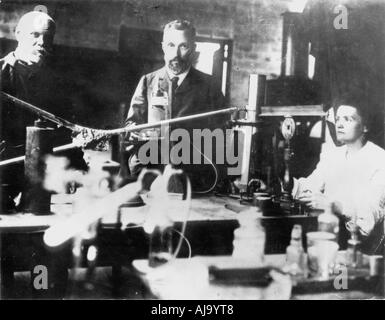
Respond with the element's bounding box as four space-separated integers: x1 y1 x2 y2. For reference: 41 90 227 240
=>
293 102 385 248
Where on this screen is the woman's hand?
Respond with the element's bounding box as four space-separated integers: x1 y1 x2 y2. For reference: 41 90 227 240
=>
298 191 347 219
297 190 328 210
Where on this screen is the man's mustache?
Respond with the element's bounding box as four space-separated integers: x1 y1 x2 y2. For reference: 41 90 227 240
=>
170 57 183 64
34 46 52 56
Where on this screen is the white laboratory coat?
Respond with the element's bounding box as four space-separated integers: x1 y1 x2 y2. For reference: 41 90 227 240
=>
293 141 385 237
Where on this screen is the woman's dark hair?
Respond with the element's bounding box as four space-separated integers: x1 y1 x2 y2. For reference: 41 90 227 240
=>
333 94 371 130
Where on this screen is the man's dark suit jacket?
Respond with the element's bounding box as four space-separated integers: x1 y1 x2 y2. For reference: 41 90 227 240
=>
126 67 226 130
0 52 79 158
0 52 85 203
125 66 228 189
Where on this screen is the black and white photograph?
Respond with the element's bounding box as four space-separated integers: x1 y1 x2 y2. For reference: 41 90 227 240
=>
0 0 384 305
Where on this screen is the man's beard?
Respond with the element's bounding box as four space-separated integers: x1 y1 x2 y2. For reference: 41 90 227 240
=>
167 57 191 75
30 47 50 64
17 46 50 67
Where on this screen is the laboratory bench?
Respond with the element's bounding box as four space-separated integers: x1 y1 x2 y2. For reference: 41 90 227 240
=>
0 192 381 299
132 254 383 300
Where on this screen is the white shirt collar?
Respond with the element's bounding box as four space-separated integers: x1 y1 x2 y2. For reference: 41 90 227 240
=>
3 52 18 67
166 67 191 87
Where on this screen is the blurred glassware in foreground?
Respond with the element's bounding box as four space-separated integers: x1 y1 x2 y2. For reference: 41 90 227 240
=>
306 231 339 279
232 207 265 266
284 224 307 278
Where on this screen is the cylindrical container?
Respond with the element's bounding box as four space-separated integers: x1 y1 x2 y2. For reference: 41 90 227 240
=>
317 207 340 241
22 123 54 214
232 209 265 266
368 255 383 276
306 231 339 279
256 196 273 215
252 192 269 206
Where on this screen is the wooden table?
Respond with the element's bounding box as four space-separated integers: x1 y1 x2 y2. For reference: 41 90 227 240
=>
0 192 322 298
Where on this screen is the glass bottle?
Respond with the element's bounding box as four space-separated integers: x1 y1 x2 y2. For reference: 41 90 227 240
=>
285 224 307 277
345 218 363 269
318 202 339 242
232 207 265 266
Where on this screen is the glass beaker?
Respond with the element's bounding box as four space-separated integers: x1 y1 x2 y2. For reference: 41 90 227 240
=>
306 231 339 279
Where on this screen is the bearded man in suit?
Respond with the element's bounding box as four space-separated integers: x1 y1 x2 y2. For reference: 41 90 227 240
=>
125 19 228 192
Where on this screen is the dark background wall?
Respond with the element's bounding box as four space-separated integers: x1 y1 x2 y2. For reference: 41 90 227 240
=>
0 0 383 146
303 0 385 146
0 0 293 128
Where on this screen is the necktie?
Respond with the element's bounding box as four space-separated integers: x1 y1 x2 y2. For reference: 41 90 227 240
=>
169 77 179 117
171 77 179 92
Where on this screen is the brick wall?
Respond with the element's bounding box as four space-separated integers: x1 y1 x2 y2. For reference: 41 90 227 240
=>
0 0 298 110
119 0 294 106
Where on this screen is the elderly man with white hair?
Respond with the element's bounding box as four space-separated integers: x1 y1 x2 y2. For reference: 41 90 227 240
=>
1 11 85 211
13 10 55 67
1 11 56 155
0 11 75 299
